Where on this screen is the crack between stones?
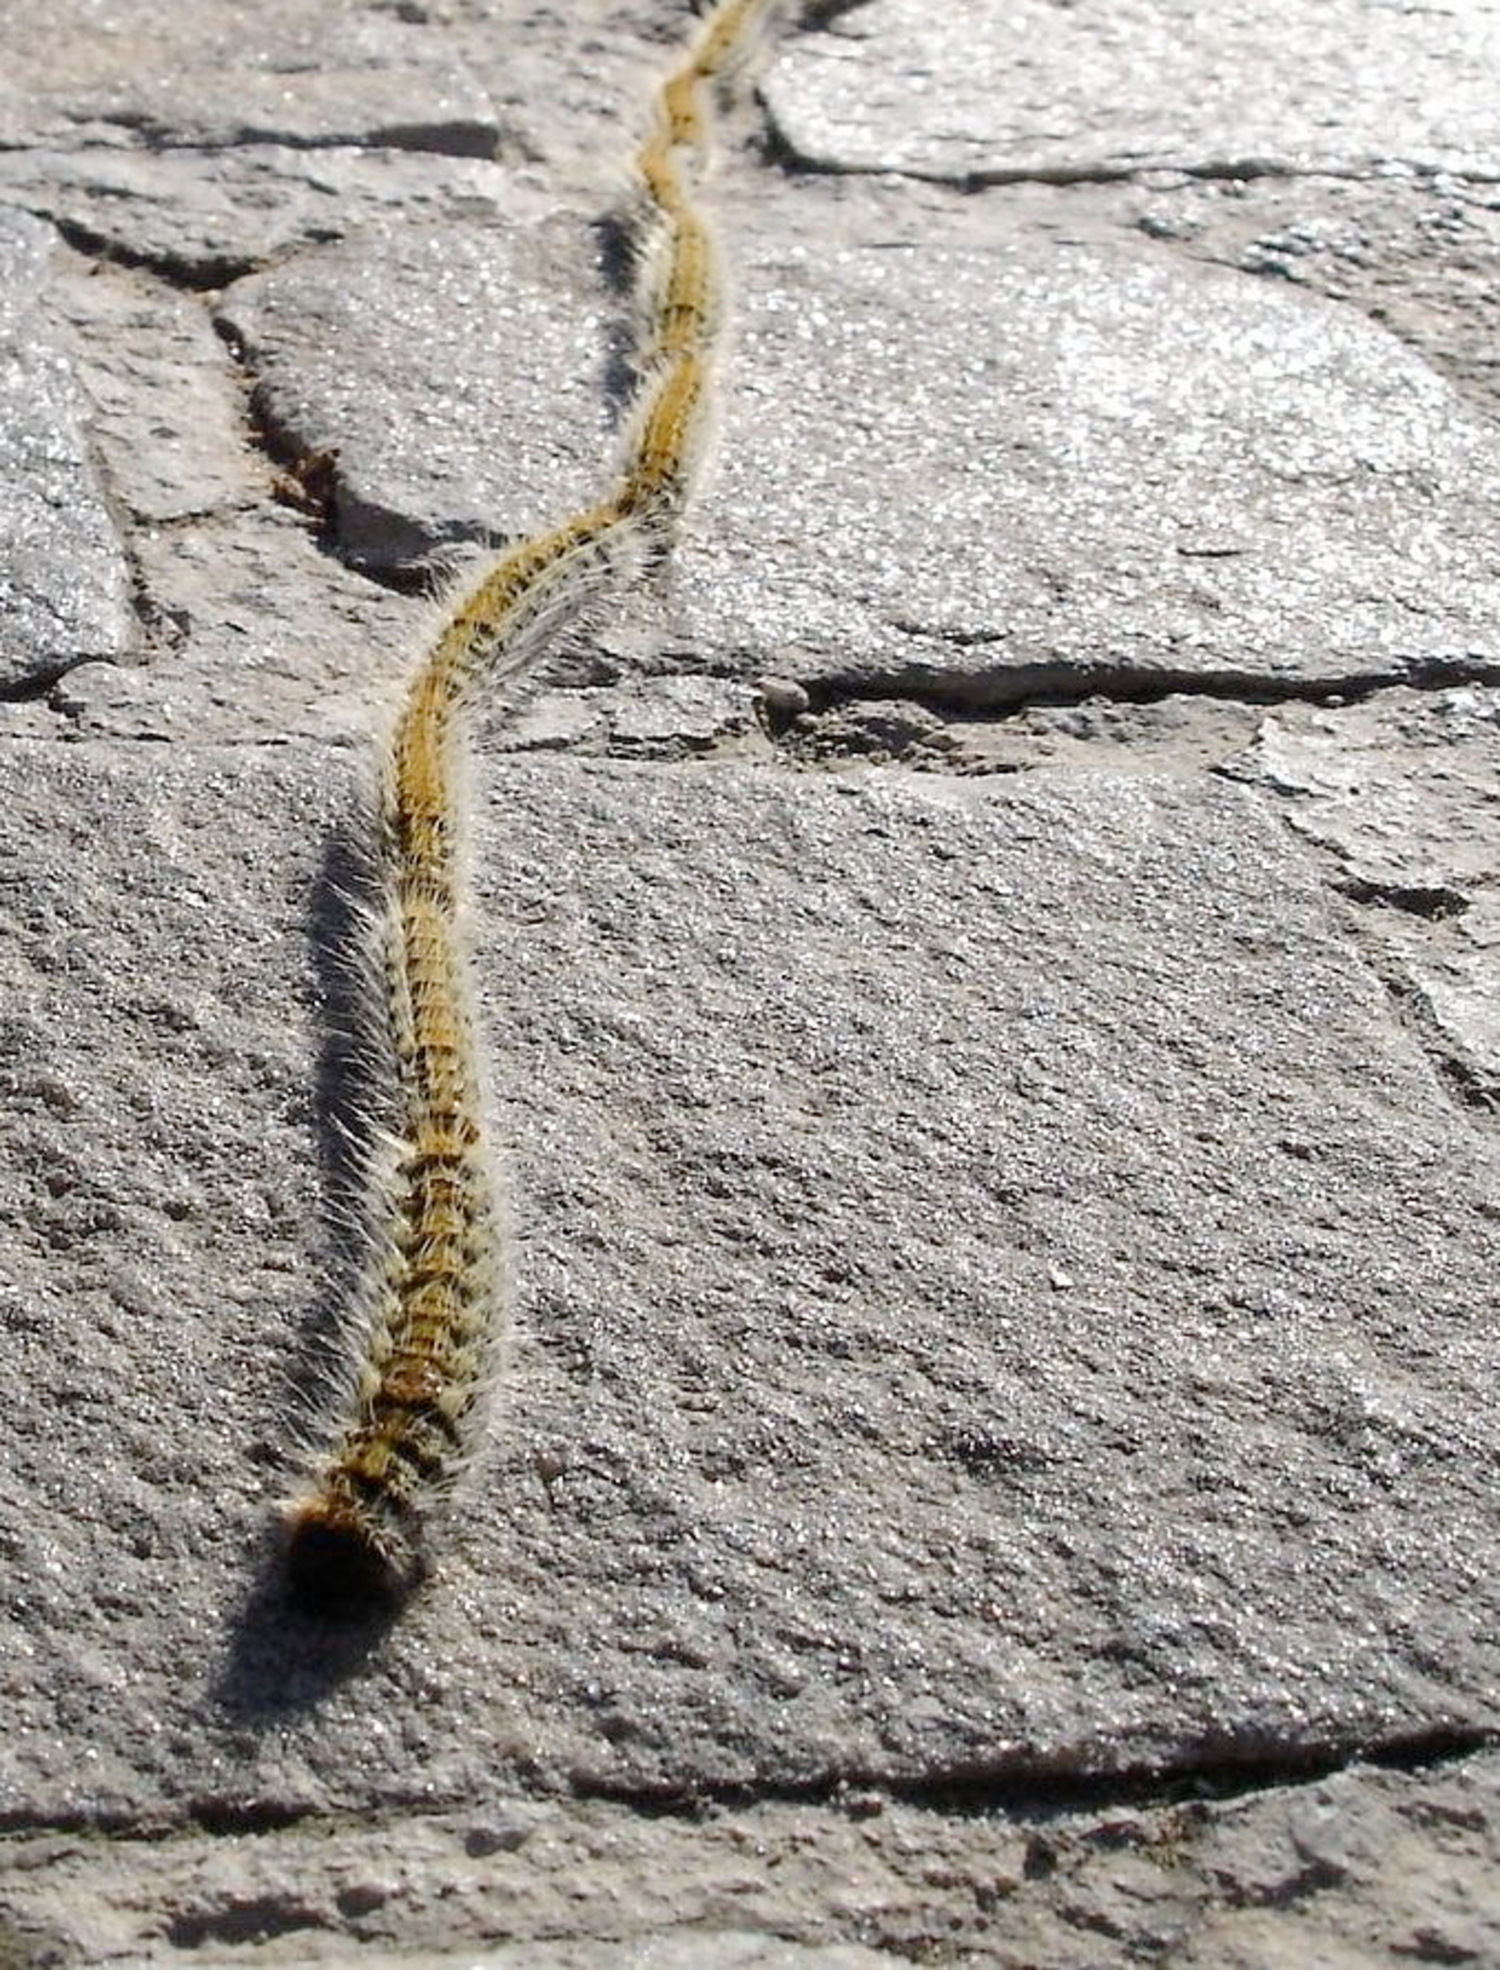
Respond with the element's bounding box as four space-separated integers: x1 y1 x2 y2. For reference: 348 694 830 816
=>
568 1725 1496 1821
764 126 1498 195
0 727 298 751
956 160 1497 194
0 1726 1489 1843
783 652 1500 723
1333 875 1473 924
749 658 1500 1122
0 656 113 706
36 210 258 290
209 317 437 595
59 293 194 680
0 119 499 162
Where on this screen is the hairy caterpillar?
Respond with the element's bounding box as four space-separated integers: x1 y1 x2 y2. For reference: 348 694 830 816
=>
283 0 776 1605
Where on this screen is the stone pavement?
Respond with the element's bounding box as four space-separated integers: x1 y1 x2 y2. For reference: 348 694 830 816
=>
0 1 1496 1962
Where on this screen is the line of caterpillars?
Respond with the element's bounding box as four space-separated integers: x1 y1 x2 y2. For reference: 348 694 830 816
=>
284 0 776 1605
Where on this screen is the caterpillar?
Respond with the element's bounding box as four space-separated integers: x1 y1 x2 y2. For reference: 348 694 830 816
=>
283 0 776 1606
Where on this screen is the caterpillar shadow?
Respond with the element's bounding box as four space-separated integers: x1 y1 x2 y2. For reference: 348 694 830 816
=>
592 209 646 424
215 800 407 1717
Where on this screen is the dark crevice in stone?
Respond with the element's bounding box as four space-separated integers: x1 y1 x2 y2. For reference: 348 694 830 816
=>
0 1794 321 1839
571 1725 1497 1822
1401 1038 1495 1119
185 1798 323 1839
1434 1055 1500 1115
791 654 1500 723
0 1730 1490 1843
38 211 257 290
0 657 107 706
763 121 1485 195
165 1894 330 1950
798 0 882 24
1335 877 1473 922
248 411 344 556
73 116 499 162
208 321 400 595
0 114 500 160
210 317 451 598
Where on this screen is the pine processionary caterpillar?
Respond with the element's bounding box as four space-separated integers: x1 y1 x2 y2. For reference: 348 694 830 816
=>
283 0 777 1607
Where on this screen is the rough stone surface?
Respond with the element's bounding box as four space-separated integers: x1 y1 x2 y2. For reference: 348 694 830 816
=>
1225 687 1500 906
50 260 249 529
210 193 1500 688
0 0 679 192
1128 173 1500 424
0 234 598 750
766 0 1500 183
218 216 618 571
0 212 132 691
1 0 1497 1961
0 743 1493 1833
775 690 1264 777
497 675 768 760
735 168 1500 434
123 510 416 744
1223 686 1500 1101
0 1753 1494 1965
670 225 1499 693
777 680 1500 1104
0 2 499 155
0 148 524 286
26 256 418 747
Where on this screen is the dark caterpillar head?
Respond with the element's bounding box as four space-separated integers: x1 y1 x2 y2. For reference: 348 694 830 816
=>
283 1491 425 1614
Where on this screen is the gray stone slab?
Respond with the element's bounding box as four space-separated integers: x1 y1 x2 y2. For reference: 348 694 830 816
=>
498 675 768 761
672 227 1499 693
1227 688 1500 907
47 262 248 529
765 0 1500 183
1 1752 1495 1965
66 508 415 746
0 147 524 286
0 1 497 154
217 216 616 570
775 688 1267 777
360 1942 892 1970
210 199 1500 687
0 255 419 749
0 743 1493 1828
1222 685 1500 1099
0 212 132 691
0 0 695 222
9 492 418 749
1130 172 1500 424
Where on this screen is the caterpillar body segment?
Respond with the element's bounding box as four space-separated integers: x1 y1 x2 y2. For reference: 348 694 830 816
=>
620 352 713 522
659 68 709 162
639 208 724 363
285 0 775 1608
423 502 636 704
635 135 691 227
288 728 498 1602
689 0 777 84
